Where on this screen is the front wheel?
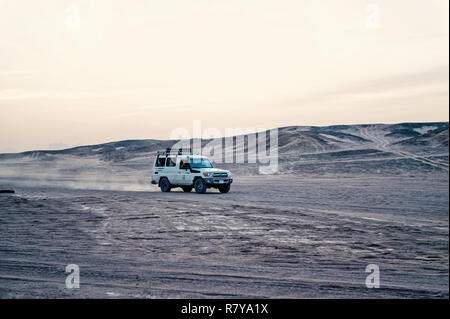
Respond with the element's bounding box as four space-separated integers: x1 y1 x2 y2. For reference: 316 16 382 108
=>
218 183 231 193
159 177 171 192
194 178 207 194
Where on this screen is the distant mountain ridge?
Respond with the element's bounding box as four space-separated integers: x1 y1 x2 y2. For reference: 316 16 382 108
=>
1 122 448 157
0 122 448 176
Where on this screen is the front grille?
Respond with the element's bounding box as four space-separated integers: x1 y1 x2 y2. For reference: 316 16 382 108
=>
213 172 228 177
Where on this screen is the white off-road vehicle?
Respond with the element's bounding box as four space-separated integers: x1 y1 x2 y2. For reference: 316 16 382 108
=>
151 149 233 193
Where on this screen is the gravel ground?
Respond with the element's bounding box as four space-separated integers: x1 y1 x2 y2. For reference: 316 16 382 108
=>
0 174 448 298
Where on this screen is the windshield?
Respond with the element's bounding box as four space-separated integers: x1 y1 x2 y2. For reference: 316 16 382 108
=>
190 158 213 169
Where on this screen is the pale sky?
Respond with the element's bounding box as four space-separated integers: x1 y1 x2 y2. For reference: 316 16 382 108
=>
0 0 448 152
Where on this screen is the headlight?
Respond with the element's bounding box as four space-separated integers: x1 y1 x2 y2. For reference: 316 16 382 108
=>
203 172 212 177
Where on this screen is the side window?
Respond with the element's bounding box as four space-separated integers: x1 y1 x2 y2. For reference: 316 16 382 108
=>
156 156 166 167
179 161 190 169
166 157 176 167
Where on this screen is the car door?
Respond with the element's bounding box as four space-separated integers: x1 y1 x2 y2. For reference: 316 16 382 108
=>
177 159 191 185
165 156 177 184
153 155 166 183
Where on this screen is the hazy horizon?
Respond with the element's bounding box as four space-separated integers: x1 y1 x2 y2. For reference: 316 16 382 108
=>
1 0 449 153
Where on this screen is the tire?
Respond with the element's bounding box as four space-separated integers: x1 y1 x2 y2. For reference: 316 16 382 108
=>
159 177 171 192
194 178 207 194
182 186 193 192
218 183 231 193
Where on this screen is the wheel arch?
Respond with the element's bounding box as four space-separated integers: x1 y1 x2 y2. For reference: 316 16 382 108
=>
193 176 204 183
158 176 168 186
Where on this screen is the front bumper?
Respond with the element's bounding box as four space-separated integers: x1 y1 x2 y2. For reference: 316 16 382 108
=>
204 177 233 186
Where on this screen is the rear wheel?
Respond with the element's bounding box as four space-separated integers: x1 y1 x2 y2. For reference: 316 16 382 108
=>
159 177 171 192
218 183 231 193
182 186 193 192
194 178 207 194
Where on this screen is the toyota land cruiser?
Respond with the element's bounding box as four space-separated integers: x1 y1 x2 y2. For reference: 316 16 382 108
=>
151 149 232 193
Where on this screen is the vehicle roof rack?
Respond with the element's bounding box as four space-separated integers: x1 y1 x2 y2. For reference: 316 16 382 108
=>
156 148 194 156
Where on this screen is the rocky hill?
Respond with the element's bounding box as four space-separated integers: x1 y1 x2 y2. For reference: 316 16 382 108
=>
0 122 448 190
